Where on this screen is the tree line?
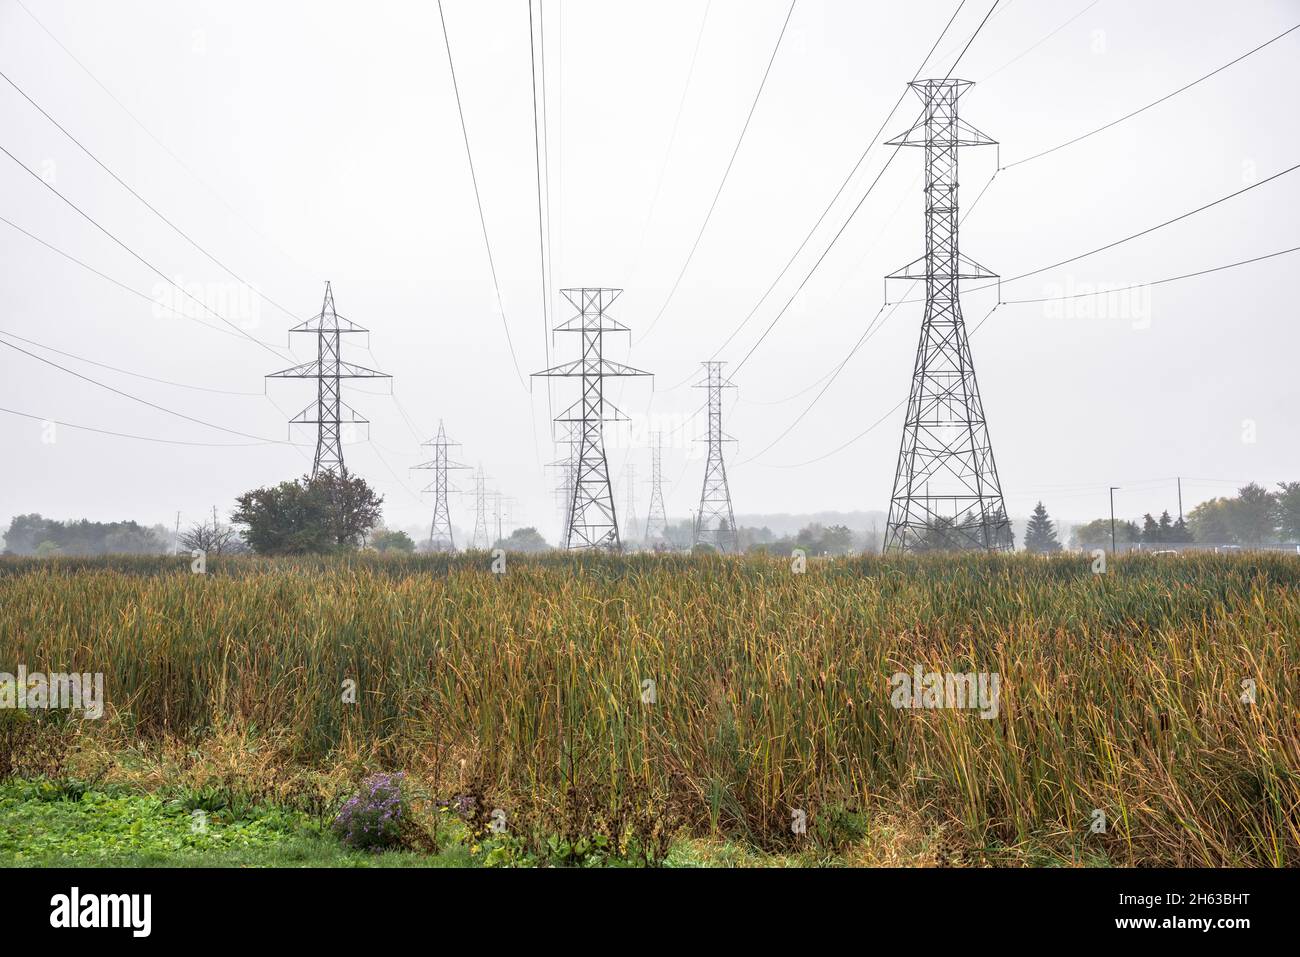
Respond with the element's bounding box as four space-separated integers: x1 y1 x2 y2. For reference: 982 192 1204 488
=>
1036 482 1300 551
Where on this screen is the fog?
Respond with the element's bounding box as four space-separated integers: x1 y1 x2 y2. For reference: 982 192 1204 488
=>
1 0 1296 545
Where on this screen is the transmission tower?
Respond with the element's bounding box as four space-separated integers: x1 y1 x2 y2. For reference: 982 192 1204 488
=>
533 288 651 551
413 420 468 551
469 466 491 550
491 491 514 545
693 361 737 553
268 282 389 478
882 79 1011 553
546 421 579 547
623 464 639 545
644 431 668 544
263 282 384 478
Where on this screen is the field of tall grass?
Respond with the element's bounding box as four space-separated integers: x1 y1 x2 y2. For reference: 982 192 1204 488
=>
1 551 1297 865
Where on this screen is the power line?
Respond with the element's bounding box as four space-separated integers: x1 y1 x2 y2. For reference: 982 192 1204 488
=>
0 66 303 325
0 212 285 348
736 302 897 464
437 0 527 389
1001 162 1300 284
539 0 559 433
755 239 1300 469
704 0 970 367
978 0 1101 82
0 327 265 396
890 160 1300 305
0 404 285 448
529 0 551 369
646 0 992 442
1002 22 1300 169
0 141 291 361
720 125 1003 466
1002 244 1300 303
943 0 1003 72
0 336 289 443
727 0 1001 377
628 0 713 280
10 0 307 272
636 0 798 344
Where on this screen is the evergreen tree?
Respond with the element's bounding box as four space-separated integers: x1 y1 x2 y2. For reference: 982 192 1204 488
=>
1023 501 1061 554
1141 513 1160 543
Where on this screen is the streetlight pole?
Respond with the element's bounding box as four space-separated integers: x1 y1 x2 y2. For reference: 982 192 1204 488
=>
1109 487 1120 555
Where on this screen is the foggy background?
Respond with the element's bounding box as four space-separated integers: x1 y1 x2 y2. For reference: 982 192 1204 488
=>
0 0 1296 546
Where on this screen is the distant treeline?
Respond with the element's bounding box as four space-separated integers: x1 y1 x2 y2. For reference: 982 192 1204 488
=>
1069 482 1300 548
1 514 171 557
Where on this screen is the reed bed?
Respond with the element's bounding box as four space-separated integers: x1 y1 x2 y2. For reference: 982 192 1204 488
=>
2 551 1297 865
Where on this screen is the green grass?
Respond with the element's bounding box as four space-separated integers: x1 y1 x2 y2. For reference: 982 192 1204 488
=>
0 777 1119 868
0 781 474 868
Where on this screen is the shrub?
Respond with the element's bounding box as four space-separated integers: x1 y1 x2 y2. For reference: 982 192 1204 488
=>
332 772 406 851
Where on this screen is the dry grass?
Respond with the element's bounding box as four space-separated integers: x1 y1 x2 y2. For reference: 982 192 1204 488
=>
2 551 1297 865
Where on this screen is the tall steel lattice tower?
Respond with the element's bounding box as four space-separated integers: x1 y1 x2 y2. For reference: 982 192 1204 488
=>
644 431 668 544
547 422 579 548
693 361 737 553
533 288 651 551
268 282 389 478
622 464 638 543
413 420 468 551
882 79 1011 553
468 466 491 550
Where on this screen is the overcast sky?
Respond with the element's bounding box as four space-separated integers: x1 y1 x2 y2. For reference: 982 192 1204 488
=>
0 0 1297 543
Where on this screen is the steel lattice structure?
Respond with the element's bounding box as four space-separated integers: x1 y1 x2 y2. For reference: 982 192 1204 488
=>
533 288 651 551
413 420 468 551
693 361 737 553
882 79 1011 553
622 464 638 544
546 421 579 547
469 466 491 551
268 282 389 478
644 431 668 544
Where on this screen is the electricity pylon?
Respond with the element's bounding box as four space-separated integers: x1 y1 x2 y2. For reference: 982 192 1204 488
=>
882 79 1011 553
491 491 515 545
547 421 579 547
267 282 389 478
413 420 468 551
533 288 651 550
469 466 491 550
693 361 737 553
622 464 638 546
644 431 668 544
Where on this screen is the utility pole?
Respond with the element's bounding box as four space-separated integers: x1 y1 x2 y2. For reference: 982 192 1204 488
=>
693 361 737 553
533 288 651 550
267 282 389 478
644 431 668 544
882 79 1010 553
413 420 469 551
1177 476 1184 523
174 511 181 554
1109 486 1120 555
